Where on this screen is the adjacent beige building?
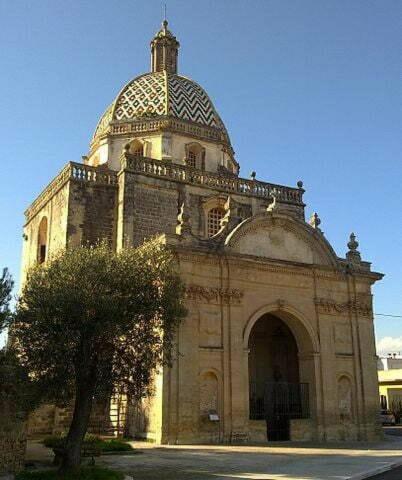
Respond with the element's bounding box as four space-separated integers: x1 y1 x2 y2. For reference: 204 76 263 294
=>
22 22 383 443
378 356 402 415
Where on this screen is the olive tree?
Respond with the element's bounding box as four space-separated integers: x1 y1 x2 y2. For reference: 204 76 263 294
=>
0 268 13 332
13 239 186 471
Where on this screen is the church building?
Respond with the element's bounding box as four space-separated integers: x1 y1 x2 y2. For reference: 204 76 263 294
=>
21 22 383 443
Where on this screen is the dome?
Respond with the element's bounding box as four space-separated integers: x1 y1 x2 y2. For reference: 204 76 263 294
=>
92 71 230 146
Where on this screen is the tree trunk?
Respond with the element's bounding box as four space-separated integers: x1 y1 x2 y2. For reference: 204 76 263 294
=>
60 364 97 472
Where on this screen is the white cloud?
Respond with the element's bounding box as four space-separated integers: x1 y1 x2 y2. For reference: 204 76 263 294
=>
377 336 402 356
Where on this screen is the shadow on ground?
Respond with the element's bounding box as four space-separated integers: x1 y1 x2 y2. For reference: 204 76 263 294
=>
26 435 402 480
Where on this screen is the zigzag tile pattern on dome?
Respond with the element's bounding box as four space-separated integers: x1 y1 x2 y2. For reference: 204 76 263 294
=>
168 75 224 129
114 73 167 121
92 72 229 144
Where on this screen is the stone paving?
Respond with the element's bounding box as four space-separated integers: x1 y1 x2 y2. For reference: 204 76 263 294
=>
25 436 402 480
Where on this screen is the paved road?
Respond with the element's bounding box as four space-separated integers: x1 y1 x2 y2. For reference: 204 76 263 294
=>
367 429 402 480
26 434 402 480
368 465 402 479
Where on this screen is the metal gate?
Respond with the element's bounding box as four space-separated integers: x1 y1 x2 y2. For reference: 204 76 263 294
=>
249 381 310 441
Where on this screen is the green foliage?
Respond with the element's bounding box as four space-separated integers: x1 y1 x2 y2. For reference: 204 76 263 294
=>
100 439 133 452
0 348 40 426
43 435 133 453
0 267 13 332
15 466 124 480
0 268 38 428
14 238 187 403
13 238 186 469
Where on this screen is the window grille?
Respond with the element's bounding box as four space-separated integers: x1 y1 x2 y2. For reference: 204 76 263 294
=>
249 381 310 420
187 151 197 168
132 147 143 157
207 208 224 237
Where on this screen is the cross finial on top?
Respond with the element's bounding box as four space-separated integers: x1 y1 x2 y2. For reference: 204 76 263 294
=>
151 13 180 74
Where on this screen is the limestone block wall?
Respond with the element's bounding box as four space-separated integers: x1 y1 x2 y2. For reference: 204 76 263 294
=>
131 181 178 246
27 404 56 436
117 171 266 249
0 372 27 474
21 182 70 285
152 244 382 445
27 400 116 438
67 180 118 248
0 425 26 475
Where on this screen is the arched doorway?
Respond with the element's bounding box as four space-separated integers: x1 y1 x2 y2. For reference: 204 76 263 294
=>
248 313 310 441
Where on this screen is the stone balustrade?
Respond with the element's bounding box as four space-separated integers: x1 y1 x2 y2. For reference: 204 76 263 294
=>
70 163 117 185
25 156 304 224
123 155 304 205
25 162 117 223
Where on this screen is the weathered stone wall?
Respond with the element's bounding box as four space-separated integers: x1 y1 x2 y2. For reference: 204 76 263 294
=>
27 404 56 436
68 180 118 248
117 170 264 249
127 176 179 246
0 360 27 474
155 215 382 444
21 182 70 287
27 399 115 438
0 426 26 475
21 159 381 445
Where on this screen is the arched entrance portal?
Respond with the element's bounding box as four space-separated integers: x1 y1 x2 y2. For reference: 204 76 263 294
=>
248 313 310 441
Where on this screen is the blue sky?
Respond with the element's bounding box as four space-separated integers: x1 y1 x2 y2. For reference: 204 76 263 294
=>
0 1 401 350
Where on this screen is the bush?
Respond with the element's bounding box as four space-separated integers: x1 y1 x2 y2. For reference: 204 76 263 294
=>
42 435 133 453
16 466 124 479
101 439 133 452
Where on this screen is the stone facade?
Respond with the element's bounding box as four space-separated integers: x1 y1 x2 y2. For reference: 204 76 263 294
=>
22 21 383 443
0 360 27 475
0 427 26 475
27 398 126 438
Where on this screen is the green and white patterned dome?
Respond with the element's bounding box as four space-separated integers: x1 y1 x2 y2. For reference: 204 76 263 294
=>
92 71 229 144
91 20 232 150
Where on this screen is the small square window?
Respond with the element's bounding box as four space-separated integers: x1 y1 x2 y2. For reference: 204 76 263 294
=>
207 207 225 237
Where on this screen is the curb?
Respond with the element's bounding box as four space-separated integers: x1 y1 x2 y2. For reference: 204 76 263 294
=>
348 459 402 480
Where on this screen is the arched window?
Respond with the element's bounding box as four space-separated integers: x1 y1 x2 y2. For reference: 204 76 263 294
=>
129 139 144 157
207 207 225 237
132 146 143 157
185 143 205 170
37 217 48 264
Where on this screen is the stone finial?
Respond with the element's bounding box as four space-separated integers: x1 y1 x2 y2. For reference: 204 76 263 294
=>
309 212 321 230
346 232 362 264
150 20 180 74
250 171 256 180
297 180 304 189
218 196 242 233
266 192 277 212
176 202 191 236
348 232 358 251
